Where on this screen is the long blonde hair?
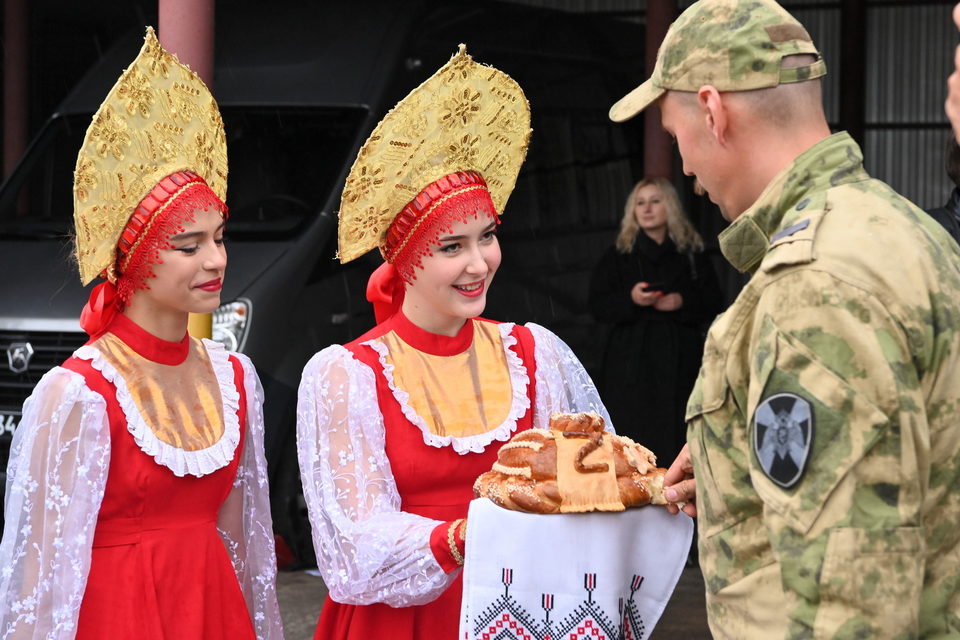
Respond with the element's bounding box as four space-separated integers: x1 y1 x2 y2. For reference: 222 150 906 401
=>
615 177 704 254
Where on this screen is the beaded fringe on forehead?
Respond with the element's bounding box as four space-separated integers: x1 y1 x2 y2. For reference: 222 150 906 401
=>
115 182 226 304
81 180 226 337
388 191 499 283
384 171 499 283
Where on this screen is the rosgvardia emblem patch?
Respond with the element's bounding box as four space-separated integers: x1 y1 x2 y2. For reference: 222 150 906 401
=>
753 392 813 488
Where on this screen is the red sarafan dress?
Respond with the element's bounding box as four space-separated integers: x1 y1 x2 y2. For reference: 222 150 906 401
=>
297 311 613 639
0 313 283 639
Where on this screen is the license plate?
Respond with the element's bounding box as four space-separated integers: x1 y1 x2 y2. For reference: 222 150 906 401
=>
0 411 20 437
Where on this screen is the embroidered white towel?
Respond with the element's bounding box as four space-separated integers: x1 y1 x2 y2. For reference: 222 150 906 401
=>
459 497 693 640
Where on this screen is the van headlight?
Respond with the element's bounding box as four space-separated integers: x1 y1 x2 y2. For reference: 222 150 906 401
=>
212 299 251 352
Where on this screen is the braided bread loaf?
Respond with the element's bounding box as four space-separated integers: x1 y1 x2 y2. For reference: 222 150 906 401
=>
473 412 667 514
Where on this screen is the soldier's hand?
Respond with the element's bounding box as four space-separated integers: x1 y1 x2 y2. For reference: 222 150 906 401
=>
946 3 960 142
663 443 697 517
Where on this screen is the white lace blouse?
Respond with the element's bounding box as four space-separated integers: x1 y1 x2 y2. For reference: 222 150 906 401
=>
0 344 283 640
296 322 613 607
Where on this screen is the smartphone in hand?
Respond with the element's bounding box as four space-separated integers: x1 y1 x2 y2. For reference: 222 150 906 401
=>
641 281 667 293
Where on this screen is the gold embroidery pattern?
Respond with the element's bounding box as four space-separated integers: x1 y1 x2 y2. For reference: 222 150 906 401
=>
74 157 98 203
117 67 154 118
349 206 383 247
445 134 481 168
342 165 385 204
89 106 131 161
73 27 227 284
440 88 481 130
337 44 531 263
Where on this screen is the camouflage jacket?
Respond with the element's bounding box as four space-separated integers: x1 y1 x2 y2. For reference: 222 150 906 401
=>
687 132 960 639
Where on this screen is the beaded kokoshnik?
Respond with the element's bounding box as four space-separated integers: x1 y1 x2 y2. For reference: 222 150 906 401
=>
337 44 531 305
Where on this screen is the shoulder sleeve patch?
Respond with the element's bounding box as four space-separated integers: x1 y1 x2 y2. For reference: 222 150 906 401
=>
753 392 813 488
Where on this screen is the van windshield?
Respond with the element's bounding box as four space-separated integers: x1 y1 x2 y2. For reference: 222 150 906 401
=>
0 106 366 239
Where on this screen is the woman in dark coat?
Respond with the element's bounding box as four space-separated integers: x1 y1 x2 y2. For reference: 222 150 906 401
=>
589 177 722 464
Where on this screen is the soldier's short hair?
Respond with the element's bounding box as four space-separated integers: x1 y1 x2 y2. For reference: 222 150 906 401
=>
735 53 824 126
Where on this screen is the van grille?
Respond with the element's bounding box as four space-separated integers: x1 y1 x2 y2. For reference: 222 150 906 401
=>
0 331 86 412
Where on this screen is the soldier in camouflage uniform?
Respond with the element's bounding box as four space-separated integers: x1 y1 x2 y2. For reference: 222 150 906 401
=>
610 0 960 638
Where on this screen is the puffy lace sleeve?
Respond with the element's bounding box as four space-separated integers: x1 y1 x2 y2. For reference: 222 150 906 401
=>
297 346 456 606
0 367 111 639
215 353 283 640
526 323 615 433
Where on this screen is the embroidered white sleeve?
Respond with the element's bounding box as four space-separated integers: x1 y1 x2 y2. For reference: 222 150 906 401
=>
296 346 456 606
0 367 111 640
215 353 284 640
526 323 616 433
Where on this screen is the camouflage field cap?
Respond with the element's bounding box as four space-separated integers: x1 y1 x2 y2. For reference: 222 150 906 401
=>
609 0 826 122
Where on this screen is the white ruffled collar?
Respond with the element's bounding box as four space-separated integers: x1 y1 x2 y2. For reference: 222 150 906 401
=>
364 322 530 455
73 338 241 477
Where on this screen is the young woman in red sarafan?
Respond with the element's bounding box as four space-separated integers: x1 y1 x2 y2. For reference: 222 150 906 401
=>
0 29 283 640
296 45 615 640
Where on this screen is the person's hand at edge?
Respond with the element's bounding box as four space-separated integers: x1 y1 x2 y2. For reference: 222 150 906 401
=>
663 443 697 517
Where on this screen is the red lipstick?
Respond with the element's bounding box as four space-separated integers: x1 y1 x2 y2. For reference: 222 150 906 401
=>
196 278 222 292
453 280 485 298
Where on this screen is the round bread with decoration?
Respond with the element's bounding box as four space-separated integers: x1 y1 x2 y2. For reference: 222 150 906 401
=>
473 412 667 514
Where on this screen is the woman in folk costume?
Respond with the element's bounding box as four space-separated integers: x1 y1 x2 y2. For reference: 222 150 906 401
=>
297 45 613 639
0 29 283 640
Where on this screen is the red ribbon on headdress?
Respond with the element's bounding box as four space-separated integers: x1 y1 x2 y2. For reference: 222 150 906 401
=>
80 280 119 337
366 262 406 324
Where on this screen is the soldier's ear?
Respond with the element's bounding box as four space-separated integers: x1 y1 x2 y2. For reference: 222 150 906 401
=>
697 85 728 146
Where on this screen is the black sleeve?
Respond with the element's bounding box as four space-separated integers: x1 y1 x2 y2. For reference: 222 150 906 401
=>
925 206 960 246
676 251 723 326
588 247 645 323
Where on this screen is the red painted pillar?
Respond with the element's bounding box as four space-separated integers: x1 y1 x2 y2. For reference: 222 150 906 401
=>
158 0 215 87
644 0 676 181
4 0 28 179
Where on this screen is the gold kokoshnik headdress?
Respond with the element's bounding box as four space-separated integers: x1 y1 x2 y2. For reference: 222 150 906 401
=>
337 44 531 303
73 27 228 335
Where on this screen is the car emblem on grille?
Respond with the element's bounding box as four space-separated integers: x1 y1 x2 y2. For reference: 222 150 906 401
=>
7 342 34 374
